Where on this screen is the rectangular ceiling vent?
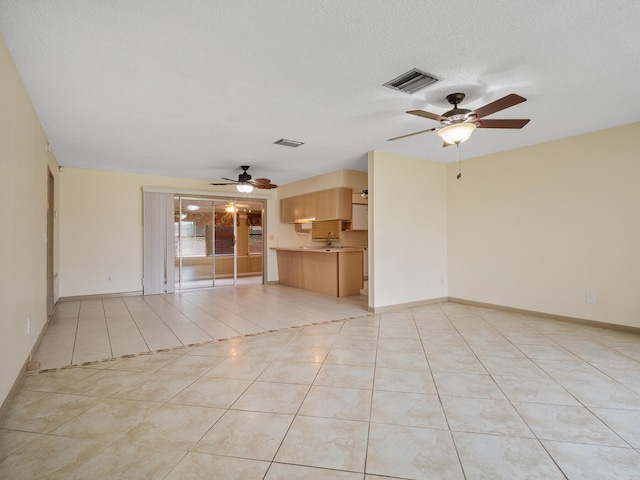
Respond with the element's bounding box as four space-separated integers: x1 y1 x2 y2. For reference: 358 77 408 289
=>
274 138 304 148
383 68 439 94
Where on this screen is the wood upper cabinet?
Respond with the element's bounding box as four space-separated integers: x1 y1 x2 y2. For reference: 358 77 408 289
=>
351 204 368 230
313 187 351 221
280 196 297 223
280 187 352 223
305 189 324 220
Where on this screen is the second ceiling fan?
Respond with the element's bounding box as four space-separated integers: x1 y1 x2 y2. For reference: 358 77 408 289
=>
388 93 530 146
210 165 278 193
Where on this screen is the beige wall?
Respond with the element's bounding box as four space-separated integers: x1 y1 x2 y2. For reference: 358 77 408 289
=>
447 123 640 328
1 34 60 407
59 168 279 297
369 151 448 309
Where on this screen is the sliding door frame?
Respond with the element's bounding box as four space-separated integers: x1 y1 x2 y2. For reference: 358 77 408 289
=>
143 186 270 294
175 196 241 291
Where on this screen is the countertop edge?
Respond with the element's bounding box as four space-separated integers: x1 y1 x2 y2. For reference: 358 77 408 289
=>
272 247 365 253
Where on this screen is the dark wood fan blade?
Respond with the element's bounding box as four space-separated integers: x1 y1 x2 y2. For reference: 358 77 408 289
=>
251 178 278 189
387 127 437 141
251 178 272 185
210 182 237 186
476 119 530 129
249 178 278 190
221 177 237 182
472 94 526 119
407 110 446 122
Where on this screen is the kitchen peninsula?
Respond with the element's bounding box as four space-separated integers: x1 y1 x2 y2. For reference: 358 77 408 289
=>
275 246 364 297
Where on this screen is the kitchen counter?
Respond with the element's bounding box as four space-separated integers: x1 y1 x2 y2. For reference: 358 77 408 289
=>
274 247 364 297
274 246 365 253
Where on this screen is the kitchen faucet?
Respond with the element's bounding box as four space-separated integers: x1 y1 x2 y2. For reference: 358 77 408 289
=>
327 232 335 246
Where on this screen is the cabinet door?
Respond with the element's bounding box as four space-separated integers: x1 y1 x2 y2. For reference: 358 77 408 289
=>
295 194 308 221
312 187 353 221
312 189 334 220
305 191 324 220
351 204 368 230
280 197 296 223
335 187 353 220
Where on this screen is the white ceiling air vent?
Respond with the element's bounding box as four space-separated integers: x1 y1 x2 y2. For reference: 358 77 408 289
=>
274 138 304 147
383 68 439 94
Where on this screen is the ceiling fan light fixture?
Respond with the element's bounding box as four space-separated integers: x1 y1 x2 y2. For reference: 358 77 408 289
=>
437 122 476 145
236 184 254 193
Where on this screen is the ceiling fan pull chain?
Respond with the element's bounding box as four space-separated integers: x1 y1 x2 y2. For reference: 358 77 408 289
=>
457 144 462 179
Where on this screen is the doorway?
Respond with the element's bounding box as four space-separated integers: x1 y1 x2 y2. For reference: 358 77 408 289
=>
174 196 264 291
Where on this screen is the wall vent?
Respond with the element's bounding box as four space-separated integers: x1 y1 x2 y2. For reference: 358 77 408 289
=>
383 68 439 94
274 138 304 148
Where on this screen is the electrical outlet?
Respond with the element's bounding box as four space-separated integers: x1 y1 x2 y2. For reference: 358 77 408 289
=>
440 279 445 287
107 275 112 282
585 292 596 304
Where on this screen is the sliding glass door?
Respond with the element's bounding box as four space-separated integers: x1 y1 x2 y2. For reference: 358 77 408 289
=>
174 196 264 291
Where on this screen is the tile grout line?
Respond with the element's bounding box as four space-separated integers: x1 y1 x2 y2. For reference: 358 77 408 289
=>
362 311 381 478
428 304 468 480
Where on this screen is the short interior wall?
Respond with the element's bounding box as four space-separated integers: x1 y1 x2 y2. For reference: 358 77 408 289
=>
369 151 448 309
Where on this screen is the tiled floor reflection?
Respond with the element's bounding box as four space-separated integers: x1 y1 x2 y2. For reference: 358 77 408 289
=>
2 300 640 479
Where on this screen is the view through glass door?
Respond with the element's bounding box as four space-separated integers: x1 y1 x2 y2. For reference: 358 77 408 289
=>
174 196 264 291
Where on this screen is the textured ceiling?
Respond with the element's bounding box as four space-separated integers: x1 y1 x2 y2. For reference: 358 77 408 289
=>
1 1 640 185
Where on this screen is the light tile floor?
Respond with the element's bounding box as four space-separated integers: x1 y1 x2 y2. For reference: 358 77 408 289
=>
32 284 369 370
2 295 640 479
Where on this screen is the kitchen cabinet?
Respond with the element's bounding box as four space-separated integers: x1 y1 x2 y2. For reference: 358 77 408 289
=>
311 187 351 221
280 187 352 223
280 196 297 223
275 247 364 297
351 204 368 230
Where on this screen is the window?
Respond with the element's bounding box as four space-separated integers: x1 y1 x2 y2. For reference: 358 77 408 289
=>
175 221 207 257
215 225 234 255
249 225 263 255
